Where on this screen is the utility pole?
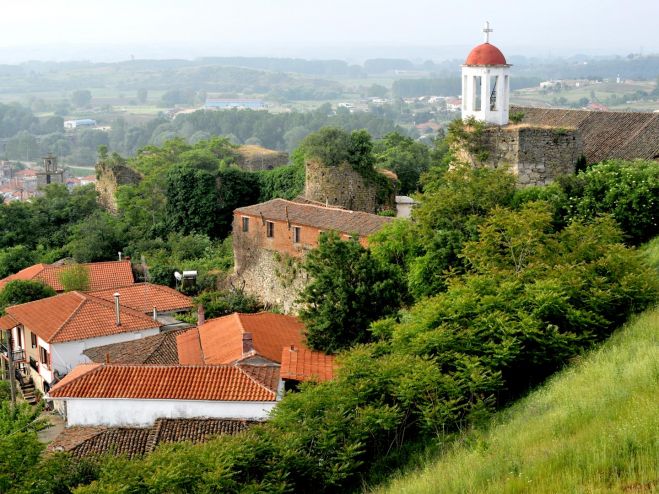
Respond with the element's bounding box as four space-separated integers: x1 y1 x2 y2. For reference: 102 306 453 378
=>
5 330 16 408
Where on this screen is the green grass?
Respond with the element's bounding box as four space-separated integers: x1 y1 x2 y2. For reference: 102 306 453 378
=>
640 237 659 274
371 307 659 494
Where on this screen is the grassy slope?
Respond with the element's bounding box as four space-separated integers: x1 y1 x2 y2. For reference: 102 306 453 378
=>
372 306 659 494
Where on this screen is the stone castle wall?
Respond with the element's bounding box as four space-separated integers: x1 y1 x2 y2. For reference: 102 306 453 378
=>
236 145 289 172
304 160 394 213
233 217 307 314
95 163 142 213
459 126 582 186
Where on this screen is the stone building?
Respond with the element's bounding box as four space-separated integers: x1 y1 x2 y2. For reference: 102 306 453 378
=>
457 23 659 186
304 160 396 214
232 198 392 313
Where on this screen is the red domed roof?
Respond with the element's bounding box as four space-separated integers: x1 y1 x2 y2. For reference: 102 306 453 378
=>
465 43 507 66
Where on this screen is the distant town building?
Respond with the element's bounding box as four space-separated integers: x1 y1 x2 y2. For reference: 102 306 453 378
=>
204 98 265 110
64 119 97 129
36 154 64 187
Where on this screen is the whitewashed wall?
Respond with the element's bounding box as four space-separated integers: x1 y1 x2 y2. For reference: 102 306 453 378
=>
55 398 275 426
51 327 160 375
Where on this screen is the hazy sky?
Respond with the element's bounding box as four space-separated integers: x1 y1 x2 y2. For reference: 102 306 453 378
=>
1 0 657 62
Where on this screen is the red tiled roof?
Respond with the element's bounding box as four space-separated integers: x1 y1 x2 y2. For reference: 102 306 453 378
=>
48 418 256 458
48 364 279 401
235 199 393 237
88 283 192 313
0 314 19 331
0 260 134 292
83 331 183 365
5 291 160 343
465 43 508 66
280 347 337 382
176 328 204 365
176 312 306 365
509 106 659 164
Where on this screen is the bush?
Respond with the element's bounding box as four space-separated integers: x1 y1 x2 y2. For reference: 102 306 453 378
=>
0 280 56 311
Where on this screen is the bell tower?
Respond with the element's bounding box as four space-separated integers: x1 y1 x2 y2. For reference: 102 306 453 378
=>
461 22 511 125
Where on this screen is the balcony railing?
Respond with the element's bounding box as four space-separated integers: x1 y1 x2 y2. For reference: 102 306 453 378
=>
0 343 26 363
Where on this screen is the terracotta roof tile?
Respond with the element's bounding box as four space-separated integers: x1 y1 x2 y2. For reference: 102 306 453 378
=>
89 283 192 314
48 418 256 458
0 314 19 331
0 260 134 292
83 331 182 365
235 199 392 237
48 364 279 401
176 328 205 365
510 106 659 164
176 312 306 365
5 291 160 343
280 347 337 382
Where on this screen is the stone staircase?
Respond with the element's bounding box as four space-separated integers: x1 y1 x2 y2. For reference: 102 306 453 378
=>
19 379 38 406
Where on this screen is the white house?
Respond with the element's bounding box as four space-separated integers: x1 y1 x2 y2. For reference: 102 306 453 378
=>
47 363 280 426
1 291 162 393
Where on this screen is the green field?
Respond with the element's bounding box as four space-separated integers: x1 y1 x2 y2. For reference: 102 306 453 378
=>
372 304 659 494
511 80 659 111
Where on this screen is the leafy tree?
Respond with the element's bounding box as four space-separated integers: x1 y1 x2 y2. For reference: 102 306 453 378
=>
0 280 56 311
71 90 92 108
137 88 148 104
193 289 262 319
0 245 36 278
66 211 124 262
374 132 431 194
299 232 408 353
58 264 90 292
165 165 219 237
216 167 261 238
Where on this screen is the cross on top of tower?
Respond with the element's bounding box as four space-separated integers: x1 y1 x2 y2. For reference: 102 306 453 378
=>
483 21 493 43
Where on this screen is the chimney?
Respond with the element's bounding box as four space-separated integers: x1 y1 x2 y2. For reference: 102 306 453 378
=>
197 304 205 326
242 332 254 355
105 353 110 364
113 292 121 326
118 251 122 261
152 306 158 321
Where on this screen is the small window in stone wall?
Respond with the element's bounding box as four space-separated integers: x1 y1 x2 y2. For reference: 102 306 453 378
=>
242 216 249 232
266 221 275 238
293 226 301 243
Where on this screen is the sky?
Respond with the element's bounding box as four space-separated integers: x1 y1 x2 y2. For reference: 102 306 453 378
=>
0 0 657 63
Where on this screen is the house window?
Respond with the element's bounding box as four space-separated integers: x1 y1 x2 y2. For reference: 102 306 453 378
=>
293 226 301 243
15 328 22 349
474 76 482 111
241 216 249 232
266 221 274 238
30 333 37 349
39 346 50 369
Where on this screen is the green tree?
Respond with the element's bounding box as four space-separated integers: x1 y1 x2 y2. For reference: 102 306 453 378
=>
66 211 124 262
374 132 431 194
137 88 148 104
165 165 219 237
71 90 92 108
299 232 407 353
0 280 56 311
58 264 90 292
0 245 36 279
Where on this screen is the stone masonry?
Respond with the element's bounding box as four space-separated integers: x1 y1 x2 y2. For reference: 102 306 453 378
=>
458 125 582 186
304 160 394 213
95 162 142 213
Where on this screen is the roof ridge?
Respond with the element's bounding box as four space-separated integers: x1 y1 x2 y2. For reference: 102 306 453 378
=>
83 292 163 322
43 292 88 341
236 365 277 398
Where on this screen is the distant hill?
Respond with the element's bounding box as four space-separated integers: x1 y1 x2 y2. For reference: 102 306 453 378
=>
373 304 659 493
